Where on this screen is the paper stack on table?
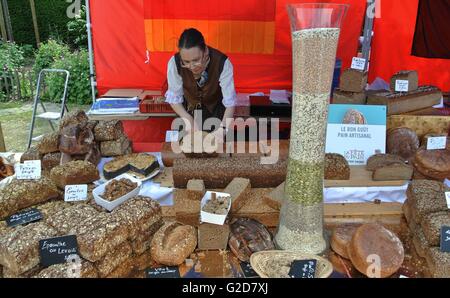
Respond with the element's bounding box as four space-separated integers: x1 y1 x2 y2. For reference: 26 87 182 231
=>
88 97 140 114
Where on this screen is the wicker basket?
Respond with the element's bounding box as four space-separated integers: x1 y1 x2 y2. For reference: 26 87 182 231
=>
249 250 333 278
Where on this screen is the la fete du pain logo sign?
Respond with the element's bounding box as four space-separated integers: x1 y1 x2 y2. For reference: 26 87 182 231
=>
326 104 387 165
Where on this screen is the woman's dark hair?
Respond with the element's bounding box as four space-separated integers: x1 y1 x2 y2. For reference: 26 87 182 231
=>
178 28 206 51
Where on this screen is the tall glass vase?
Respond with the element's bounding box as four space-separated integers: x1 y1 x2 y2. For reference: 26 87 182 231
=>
275 3 348 254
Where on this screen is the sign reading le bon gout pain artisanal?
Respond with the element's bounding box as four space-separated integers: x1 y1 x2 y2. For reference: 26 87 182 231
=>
326 104 387 165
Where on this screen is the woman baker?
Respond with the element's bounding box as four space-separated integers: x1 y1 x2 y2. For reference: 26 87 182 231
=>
165 28 236 139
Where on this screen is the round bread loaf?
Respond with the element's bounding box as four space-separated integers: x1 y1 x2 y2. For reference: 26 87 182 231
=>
330 224 359 259
325 153 350 180
228 217 275 262
347 223 404 278
328 251 357 277
413 138 450 180
386 127 419 160
150 221 197 266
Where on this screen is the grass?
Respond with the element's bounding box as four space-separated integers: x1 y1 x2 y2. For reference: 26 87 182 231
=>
0 100 90 152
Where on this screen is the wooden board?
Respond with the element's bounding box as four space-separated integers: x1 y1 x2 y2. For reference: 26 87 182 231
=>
0 122 5 152
156 166 407 189
324 165 407 188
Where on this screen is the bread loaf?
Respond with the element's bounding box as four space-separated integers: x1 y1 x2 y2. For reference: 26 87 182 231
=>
328 251 358 277
413 139 450 180
347 223 404 278
263 182 284 211
330 224 359 259
68 213 129 262
131 219 164 255
390 70 418 92
59 110 88 131
173 156 287 188
421 211 450 246
186 179 206 199
20 146 42 163
411 226 429 258
45 204 99 235
133 250 154 271
197 223 229 250
105 258 134 278
0 177 60 220
95 241 132 277
387 127 419 160
339 69 368 93
0 222 58 275
333 88 366 104
100 135 131 157
372 163 413 181
151 221 197 266
325 153 350 180
111 196 162 240
36 260 98 278
224 178 251 213
37 132 60 154
42 152 61 171
424 247 450 278
228 217 274 262
94 120 124 142
59 124 95 155
366 153 406 171
407 180 449 223
174 189 201 226
50 160 99 189
3 265 41 278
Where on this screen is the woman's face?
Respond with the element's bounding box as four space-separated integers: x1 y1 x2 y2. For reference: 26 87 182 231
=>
179 47 206 76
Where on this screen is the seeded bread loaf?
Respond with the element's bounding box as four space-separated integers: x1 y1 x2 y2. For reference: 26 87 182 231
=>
68 213 129 262
37 132 60 154
133 250 154 271
425 247 450 278
0 222 58 275
411 226 429 258
105 258 134 278
150 221 197 266
366 153 406 171
94 120 124 142
131 219 164 255
407 180 449 223
36 260 98 278
50 160 99 189
198 223 229 250
100 135 131 157
0 177 60 220
421 211 450 246
387 127 420 160
347 223 404 278
59 110 88 131
111 196 162 240
325 153 350 180
20 146 42 163
3 265 41 278
95 241 132 277
45 204 99 235
173 156 287 188
42 152 61 171
224 178 251 213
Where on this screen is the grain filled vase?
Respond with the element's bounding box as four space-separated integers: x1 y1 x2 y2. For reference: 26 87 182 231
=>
274 3 348 254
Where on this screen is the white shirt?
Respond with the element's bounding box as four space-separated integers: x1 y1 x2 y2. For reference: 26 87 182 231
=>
165 56 237 107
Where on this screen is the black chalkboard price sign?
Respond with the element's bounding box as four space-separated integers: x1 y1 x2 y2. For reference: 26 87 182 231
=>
288 259 317 278
39 235 78 267
441 226 450 253
6 208 42 228
240 262 260 278
146 266 181 278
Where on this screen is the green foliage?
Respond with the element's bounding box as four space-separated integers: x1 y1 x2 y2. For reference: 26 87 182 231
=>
67 5 88 49
0 41 25 71
32 39 71 75
46 49 92 105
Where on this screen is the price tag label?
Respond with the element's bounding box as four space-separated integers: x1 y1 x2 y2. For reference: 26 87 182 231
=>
288 259 317 278
427 137 447 150
146 266 180 278
64 185 88 202
16 160 41 180
395 80 409 92
39 235 79 267
445 192 450 209
6 208 42 228
351 57 366 71
440 226 450 253
240 262 260 278
165 130 179 143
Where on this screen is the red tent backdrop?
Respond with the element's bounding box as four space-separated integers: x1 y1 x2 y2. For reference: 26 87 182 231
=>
369 0 450 91
89 0 450 149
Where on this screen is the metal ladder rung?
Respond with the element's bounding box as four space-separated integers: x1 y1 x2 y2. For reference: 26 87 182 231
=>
37 112 62 120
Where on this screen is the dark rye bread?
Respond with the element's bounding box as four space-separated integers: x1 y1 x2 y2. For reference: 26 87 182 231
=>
339 69 368 93
103 153 159 180
366 153 406 171
372 163 413 181
325 153 350 180
387 127 420 160
424 247 450 278
413 139 450 180
173 156 287 188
